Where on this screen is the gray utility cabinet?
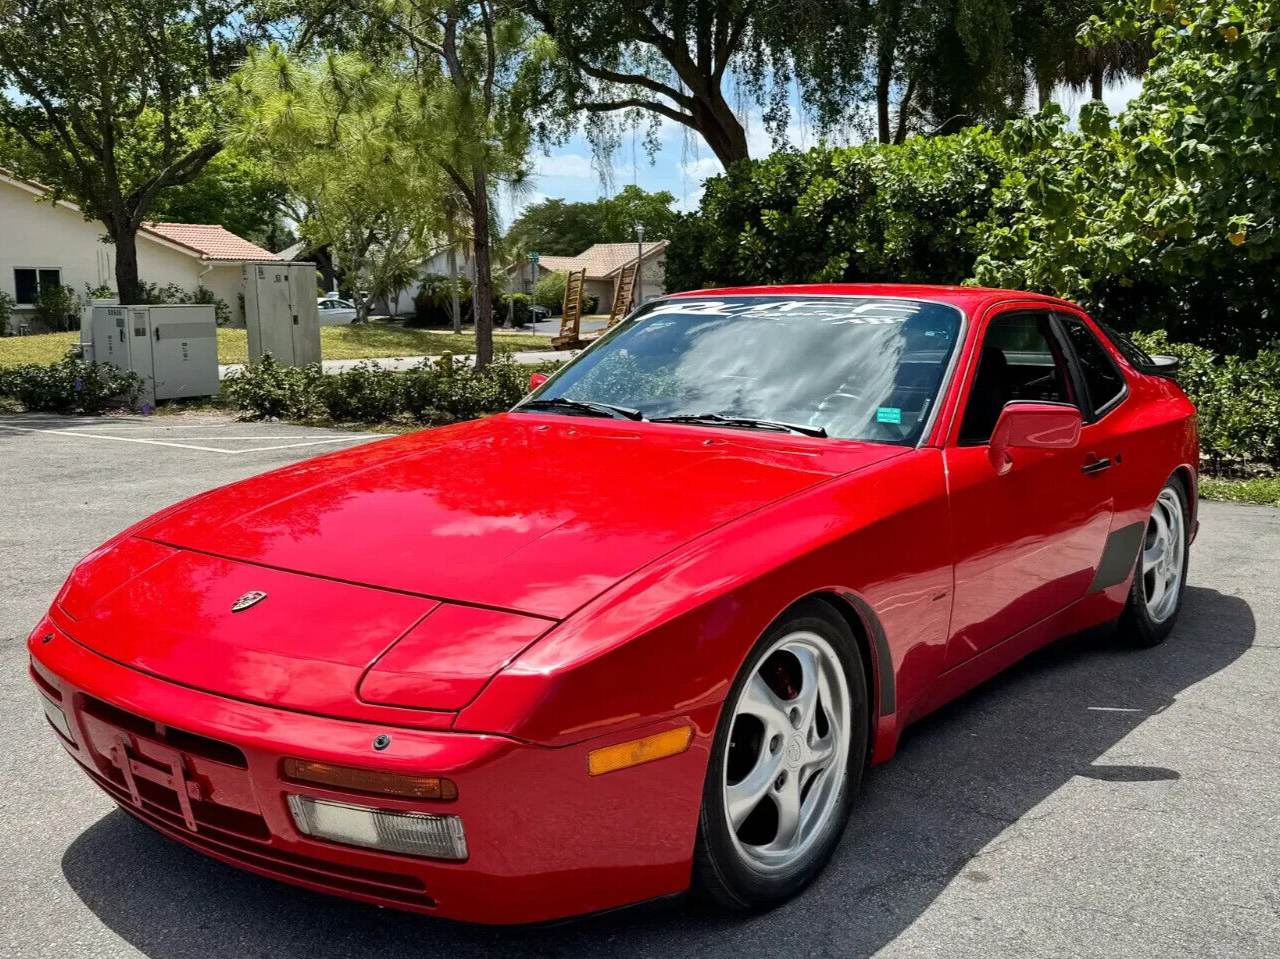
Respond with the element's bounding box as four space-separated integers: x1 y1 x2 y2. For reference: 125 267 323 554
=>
89 304 219 407
243 261 321 366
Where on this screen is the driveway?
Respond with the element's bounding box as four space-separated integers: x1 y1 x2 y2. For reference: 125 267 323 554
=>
2 414 1277 958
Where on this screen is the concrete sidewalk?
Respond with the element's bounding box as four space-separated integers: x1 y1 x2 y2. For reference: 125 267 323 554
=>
218 348 578 380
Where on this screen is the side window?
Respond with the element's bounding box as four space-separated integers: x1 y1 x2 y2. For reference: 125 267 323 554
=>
959 311 1076 445
1060 316 1126 415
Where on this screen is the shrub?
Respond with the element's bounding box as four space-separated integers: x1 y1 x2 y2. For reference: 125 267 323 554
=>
1132 332 1280 469
410 274 474 328
0 356 141 413
401 353 528 424
34 285 82 332
223 354 326 420
664 129 1009 294
323 362 401 423
495 292 533 326
533 271 600 316
138 280 232 326
0 290 14 336
533 270 566 315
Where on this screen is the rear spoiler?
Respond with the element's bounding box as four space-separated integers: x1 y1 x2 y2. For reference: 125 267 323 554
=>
1144 354 1181 379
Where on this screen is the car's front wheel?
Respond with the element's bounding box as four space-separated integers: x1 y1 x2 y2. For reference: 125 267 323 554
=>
692 599 868 910
1119 478 1190 646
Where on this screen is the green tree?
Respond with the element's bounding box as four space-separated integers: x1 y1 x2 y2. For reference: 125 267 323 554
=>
0 0 238 303
505 184 676 256
226 48 447 323
150 152 293 251
974 0 1280 351
521 0 874 167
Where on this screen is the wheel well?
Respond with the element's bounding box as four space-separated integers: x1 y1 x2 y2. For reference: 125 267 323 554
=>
807 592 880 765
1171 465 1196 519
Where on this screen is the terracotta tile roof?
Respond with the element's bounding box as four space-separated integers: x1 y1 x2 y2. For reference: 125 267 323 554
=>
506 241 668 279
143 222 279 261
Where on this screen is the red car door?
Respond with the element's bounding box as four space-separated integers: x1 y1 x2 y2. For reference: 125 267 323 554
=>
942 306 1114 669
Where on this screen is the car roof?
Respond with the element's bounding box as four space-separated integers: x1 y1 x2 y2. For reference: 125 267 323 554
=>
667 283 1078 314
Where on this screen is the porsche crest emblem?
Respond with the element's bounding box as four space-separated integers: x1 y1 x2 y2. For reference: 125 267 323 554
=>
231 591 268 612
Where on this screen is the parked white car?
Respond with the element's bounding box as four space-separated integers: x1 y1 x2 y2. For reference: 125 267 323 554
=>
317 296 358 325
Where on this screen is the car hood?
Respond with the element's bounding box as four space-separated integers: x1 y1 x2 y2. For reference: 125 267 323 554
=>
134 414 905 619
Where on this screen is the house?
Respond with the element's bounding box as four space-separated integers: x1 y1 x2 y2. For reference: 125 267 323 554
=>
505 240 670 313
0 168 279 330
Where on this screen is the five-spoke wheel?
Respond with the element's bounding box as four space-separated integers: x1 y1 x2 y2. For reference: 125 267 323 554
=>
693 600 867 909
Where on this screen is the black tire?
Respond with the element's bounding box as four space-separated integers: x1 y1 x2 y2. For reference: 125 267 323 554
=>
691 598 869 911
1118 477 1191 647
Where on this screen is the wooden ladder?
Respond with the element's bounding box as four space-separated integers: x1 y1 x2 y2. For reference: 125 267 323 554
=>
605 263 637 329
553 268 587 348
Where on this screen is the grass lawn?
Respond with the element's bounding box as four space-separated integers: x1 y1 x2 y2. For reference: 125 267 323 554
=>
1199 475 1280 507
0 324 551 368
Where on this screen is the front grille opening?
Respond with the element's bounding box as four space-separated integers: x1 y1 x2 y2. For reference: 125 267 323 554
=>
82 696 249 769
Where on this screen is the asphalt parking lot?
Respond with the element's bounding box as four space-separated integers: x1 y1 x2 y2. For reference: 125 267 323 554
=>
2 411 1278 959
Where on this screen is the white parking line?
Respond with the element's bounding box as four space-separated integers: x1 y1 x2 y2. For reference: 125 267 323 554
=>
0 423 370 454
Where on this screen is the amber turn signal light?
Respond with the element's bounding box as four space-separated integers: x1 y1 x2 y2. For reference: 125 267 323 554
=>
282 758 458 800
587 725 694 776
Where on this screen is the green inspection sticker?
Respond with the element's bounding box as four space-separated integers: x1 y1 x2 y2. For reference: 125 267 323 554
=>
876 407 903 424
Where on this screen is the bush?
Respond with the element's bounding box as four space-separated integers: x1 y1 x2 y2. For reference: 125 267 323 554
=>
1132 332 1280 469
0 290 14 336
138 280 232 326
223 354 326 420
533 271 600 316
0 356 141 414
322 362 401 423
34 285 82 332
494 292 532 326
224 351 551 425
533 270 566 315
410 274 474 328
664 129 1009 294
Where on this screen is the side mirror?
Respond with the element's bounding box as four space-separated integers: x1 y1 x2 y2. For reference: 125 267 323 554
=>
988 402 1081 475
528 372 549 393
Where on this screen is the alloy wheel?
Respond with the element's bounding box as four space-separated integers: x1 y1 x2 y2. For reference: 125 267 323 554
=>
722 631 851 874
1143 487 1185 624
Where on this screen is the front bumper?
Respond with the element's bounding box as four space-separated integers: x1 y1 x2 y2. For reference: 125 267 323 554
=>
28 617 713 924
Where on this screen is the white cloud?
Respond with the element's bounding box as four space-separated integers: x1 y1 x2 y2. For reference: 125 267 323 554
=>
680 156 723 180
530 152 596 179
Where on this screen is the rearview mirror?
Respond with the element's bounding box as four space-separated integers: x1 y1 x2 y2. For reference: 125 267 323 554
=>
988 402 1081 475
528 372 549 393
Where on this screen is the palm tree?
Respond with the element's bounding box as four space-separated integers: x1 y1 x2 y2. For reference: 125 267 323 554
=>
1022 0 1152 106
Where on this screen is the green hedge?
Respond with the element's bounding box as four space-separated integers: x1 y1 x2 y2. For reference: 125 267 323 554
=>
0 356 141 414
1131 333 1280 469
224 353 564 425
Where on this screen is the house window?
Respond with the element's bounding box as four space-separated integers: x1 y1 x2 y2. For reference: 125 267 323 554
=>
14 268 62 305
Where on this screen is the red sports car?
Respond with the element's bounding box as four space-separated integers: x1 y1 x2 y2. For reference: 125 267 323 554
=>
28 284 1198 924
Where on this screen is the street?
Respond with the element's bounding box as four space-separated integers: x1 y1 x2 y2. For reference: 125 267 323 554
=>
2 412 1277 958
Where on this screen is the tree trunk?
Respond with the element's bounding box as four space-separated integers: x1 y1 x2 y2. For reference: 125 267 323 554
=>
447 241 461 335
689 88 750 168
114 225 141 304
314 246 338 293
469 167 494 369
1091 67 1104 101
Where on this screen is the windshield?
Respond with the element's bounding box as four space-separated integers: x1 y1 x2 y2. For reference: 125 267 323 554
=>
518 296 963 444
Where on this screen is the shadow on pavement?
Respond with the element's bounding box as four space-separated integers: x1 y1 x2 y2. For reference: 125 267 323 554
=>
61 585 1252 959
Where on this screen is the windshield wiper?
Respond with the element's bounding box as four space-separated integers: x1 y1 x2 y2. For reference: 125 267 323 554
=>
518 397 645 421
650 413 828 438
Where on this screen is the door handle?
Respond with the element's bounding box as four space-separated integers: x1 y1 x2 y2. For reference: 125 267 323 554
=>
1081 456 1112 474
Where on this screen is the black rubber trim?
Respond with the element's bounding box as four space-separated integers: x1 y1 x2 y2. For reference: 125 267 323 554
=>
843 593 896 716
1089 521 1146 593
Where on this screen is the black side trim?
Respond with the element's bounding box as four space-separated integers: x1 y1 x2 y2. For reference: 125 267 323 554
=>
1089 521 1146 593
844 593 896 716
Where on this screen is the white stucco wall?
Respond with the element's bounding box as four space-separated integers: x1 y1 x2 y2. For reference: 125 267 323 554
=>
0 177 250 327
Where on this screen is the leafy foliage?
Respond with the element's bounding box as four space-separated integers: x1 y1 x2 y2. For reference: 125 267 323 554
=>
505 185 677 257
33 285 81 332
0 0 236 301
0 291 13 336
412 274 475 328
664 129 1009 292
224 351 562 425
532 270 599 315
149 152 292 252
0 355 141 413
974 0 1280 351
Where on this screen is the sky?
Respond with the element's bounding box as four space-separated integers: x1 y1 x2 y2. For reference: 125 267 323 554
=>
499 76 1143 230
